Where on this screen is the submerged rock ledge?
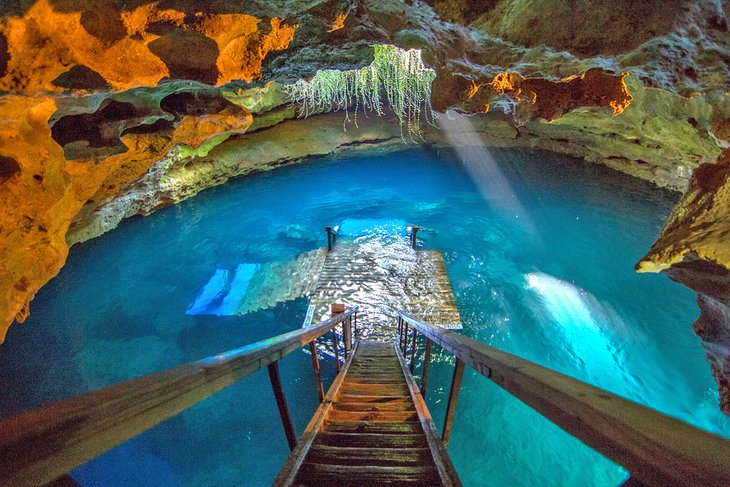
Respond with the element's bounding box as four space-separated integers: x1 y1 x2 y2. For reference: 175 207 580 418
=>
0 0 729 413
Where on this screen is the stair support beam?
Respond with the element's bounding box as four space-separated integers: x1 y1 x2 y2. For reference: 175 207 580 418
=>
332 328 340 372
268 362 298 452
309 341 325 402
409 328 418 373
421 339 432 399
442 358 465 448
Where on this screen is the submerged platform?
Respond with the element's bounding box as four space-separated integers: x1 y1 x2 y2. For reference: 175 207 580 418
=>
306 238 461 339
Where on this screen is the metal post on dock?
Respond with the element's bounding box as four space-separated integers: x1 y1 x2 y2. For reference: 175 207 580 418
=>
325 226 333 251
410 226 419 250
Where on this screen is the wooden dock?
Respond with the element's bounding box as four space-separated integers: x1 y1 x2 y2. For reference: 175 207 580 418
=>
306 239 461 339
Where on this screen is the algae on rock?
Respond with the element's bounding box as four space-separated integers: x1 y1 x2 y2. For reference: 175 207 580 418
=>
285 45 436 141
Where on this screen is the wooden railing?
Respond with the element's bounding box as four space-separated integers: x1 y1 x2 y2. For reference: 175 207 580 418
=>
397 311 730 487
0 307 357 487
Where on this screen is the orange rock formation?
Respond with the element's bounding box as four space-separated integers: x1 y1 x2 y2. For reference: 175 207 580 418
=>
491 68 633 122
0 94 253 342
0 0 297 94
0 0 300 341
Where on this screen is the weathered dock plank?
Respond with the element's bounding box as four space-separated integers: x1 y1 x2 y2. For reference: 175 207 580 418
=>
307 240 461 339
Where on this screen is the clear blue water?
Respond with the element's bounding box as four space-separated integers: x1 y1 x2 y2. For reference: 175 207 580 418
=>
1 146 728 486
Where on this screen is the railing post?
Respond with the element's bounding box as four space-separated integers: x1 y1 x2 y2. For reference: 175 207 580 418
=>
442 358 465 448
309 341 325 402
325 226 333 251
332 328 340 372
267 362 297 451
397 316 403 347
409 328 418 373
402 323 410 355
343 316 352 358
410 226 419 249
421 338 432 398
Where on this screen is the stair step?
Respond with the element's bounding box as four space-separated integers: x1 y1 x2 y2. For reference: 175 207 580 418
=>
296 463 439 486
344 378 405 384
336 394 412 404
327 410 419 423
323 420 423 434
306 445 433 466
346 373 402 378
347 367 402 373
315 432 428 448
334 402 416 412
340 387 409 397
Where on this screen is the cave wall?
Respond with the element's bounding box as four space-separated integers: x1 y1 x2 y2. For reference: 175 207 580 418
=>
1 0 730 413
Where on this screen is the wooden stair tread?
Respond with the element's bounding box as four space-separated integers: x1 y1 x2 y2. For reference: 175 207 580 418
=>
315 432 428 448
296 463 439 485
323 421 423 434
306 445 433 466
333 402 416 411
336 394 412 403
327 410 420 423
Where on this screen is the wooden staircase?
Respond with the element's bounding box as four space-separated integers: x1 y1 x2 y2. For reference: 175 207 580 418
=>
274 340 461 486
4 304 730 486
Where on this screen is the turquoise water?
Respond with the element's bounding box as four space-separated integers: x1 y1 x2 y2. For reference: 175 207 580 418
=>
1 146 728 486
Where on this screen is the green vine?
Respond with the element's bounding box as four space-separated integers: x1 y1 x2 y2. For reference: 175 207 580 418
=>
285 45 436 141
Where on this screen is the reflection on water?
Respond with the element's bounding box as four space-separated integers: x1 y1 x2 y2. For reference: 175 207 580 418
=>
525 272 633 388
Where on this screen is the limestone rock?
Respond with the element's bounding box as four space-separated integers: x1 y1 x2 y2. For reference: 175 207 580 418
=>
0 0 297 94
66 112 405 245
0 85 252 341
638 148 730 413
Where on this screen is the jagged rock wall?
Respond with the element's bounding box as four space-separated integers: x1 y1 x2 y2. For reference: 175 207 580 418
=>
1 0 730 413
0 84 253 334
638 148 730 413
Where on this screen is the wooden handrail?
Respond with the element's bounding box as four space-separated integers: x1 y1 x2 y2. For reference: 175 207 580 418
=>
397 311 730 486
0 307 358 487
